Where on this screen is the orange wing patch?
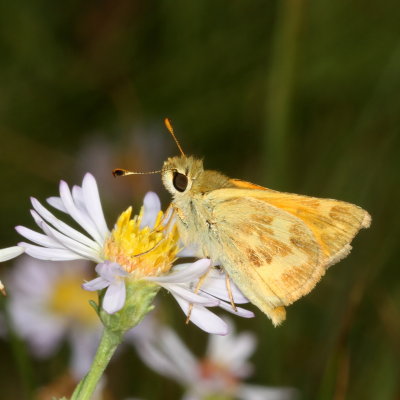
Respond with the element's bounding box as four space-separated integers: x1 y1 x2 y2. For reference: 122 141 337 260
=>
229 179 274 191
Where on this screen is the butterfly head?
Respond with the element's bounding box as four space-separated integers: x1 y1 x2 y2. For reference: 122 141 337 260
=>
113 120 229 197
161 155 204 196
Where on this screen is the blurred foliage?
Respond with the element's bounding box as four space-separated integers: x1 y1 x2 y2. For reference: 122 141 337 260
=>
0 0 399 399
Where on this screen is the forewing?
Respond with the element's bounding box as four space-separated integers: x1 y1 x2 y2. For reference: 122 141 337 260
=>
229 181 371 267
248 190 371 268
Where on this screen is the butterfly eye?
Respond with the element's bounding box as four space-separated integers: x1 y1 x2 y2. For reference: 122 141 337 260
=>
173 172 188 192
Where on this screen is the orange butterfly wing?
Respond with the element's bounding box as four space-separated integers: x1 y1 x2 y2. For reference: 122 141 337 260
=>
203 180 370 325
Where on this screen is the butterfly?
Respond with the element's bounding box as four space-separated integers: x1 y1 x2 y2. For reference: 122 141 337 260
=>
114 119 371 326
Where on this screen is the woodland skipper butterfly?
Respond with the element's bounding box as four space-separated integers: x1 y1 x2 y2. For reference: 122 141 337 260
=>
114 119 371 326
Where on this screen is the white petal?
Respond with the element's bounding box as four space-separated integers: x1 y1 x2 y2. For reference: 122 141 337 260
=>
37 218 102 262
132 323 198 385
27 318 66 357
208 330 256 377
237 384 298 400
0 246 24 262
134 338 188 383
46 196 67 212
157 328 198 384
230 333 257 363
82 277 109 291
81 173 110 240
164 283 219 306
174 295 229 335
9 297 66 357
201 270 249 304
19 242 86 261
148 259 211 284
102 280 126 314
181 392 202 400
59 180 104 245
31 198 101 252
177 243 200 258
140 192 161 229
96 261 129 283
216 300 255 318
8 256 58 298
72 185 86 212
15 226 63 249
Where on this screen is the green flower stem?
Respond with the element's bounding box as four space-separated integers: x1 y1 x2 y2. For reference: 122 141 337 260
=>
70 280 160 400
70 327 122 400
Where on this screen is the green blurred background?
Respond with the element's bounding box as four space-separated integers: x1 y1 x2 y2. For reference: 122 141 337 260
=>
0 0 399 399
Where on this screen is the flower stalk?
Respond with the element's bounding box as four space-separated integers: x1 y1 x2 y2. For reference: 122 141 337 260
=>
70 327 121 400
71 280 160 400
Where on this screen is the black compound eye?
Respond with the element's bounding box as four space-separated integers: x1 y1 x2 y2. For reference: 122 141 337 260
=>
173 172 188 192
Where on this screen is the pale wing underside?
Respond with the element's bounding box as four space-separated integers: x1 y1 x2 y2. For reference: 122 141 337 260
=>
205 188 370 325
206 192 324 325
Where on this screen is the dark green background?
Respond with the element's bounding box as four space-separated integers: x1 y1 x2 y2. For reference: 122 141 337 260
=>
0 1 399 399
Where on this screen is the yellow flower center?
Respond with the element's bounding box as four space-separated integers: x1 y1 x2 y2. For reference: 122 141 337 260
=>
104 206 179 279
50 273 98 326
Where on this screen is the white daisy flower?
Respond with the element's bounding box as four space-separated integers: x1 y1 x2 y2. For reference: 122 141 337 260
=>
131 320 297 400
5 256 101 379
3 173 252 335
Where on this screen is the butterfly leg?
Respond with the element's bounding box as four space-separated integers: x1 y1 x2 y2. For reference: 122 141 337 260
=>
185 269 210 324
131 208 177 258
153 205 175 233
225 274 238 312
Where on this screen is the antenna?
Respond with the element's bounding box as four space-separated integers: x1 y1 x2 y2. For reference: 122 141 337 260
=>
112 168 162 178
164 118 185 156
113 118 185 178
